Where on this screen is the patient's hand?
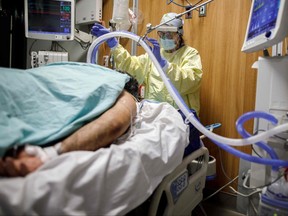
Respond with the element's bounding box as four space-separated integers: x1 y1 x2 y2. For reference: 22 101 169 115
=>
0 149 43 177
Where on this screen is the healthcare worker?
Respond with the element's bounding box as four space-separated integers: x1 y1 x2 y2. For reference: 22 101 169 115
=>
91 12 203 115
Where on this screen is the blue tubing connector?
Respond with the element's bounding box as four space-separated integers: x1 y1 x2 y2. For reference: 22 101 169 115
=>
236 111 280 170
212 139 288 167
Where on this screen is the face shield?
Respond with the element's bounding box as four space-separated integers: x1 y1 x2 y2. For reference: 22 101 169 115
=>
157 12 184 35
157 26 178 39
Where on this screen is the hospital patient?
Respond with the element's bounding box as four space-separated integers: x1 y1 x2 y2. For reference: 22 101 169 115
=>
0 68 139 178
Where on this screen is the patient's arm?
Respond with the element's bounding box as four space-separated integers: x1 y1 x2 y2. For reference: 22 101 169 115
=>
0 90 136 177
60 90 137 153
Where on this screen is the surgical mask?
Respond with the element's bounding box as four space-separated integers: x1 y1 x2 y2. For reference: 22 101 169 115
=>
160 38 176 51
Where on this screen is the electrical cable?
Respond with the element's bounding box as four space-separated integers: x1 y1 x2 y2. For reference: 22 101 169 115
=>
202 175 239 201
185 0 193 6
274 134 288 141
257 170 288 189
252 145 263 158
218 147 232 181
251 129 265 158
51 42 68 52
204 169 287 201
28 39 38 56
242 169 252 189
249 198 259 215
74 35 91 50
241 169 288 190
166 0 202 9
229 186 261 197
145 0 214 35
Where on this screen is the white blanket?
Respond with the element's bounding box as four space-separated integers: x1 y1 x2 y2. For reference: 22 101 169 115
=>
0 101 189 215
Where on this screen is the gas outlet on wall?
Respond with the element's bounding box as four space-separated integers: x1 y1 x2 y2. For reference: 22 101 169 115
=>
199 5 207 17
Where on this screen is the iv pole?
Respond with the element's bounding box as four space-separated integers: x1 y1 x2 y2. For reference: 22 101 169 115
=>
131 0 138 56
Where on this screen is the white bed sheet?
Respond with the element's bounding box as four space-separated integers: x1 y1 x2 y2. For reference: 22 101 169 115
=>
0 101 189 215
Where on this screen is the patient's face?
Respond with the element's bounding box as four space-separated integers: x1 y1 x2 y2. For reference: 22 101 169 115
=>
117 70 139 100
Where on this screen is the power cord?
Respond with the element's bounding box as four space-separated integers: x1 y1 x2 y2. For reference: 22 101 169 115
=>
203 175 239 201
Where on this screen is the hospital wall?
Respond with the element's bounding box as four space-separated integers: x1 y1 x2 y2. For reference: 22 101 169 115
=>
101 0 262 189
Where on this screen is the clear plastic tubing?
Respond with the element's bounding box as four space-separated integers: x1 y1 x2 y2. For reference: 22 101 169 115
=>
86 31 288 148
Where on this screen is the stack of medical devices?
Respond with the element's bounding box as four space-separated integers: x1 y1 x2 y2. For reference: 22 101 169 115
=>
88 0 288 215
24 0 74 67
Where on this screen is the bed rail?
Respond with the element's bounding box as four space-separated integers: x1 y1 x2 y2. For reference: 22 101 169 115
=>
148 146 209 216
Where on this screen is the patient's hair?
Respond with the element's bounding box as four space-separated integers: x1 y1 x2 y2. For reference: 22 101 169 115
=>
117 70 139 100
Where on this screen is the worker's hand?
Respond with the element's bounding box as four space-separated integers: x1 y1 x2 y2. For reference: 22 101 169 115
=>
0 149 43 177
146 37 168 69
91 23 118 49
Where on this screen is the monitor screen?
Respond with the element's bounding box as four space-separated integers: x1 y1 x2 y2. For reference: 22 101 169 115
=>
242 0 288 53
25 0 74 41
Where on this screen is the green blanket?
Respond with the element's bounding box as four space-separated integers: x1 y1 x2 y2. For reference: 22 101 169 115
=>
0 62 129 156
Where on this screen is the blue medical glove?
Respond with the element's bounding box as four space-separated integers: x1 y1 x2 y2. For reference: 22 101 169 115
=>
91 23 118 49
146 37 168 69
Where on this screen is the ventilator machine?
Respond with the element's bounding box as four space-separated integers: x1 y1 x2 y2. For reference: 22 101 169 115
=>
241 0 288 215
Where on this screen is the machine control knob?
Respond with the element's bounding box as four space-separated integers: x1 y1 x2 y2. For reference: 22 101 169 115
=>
265 31 272 38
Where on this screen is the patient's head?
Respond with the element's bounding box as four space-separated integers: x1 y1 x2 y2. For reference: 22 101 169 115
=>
117 70 139 100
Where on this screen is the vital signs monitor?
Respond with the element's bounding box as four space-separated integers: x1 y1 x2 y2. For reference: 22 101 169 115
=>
242 0 288 53
24 0 75 41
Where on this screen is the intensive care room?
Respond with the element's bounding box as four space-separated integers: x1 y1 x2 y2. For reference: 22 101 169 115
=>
0 0 288 215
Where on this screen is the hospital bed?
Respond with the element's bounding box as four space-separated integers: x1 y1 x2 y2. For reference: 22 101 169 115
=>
129 146 209 216
0 63 209 215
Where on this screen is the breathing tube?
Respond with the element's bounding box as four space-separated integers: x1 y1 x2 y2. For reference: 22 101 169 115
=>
236 111 280 170
86 31 288 168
